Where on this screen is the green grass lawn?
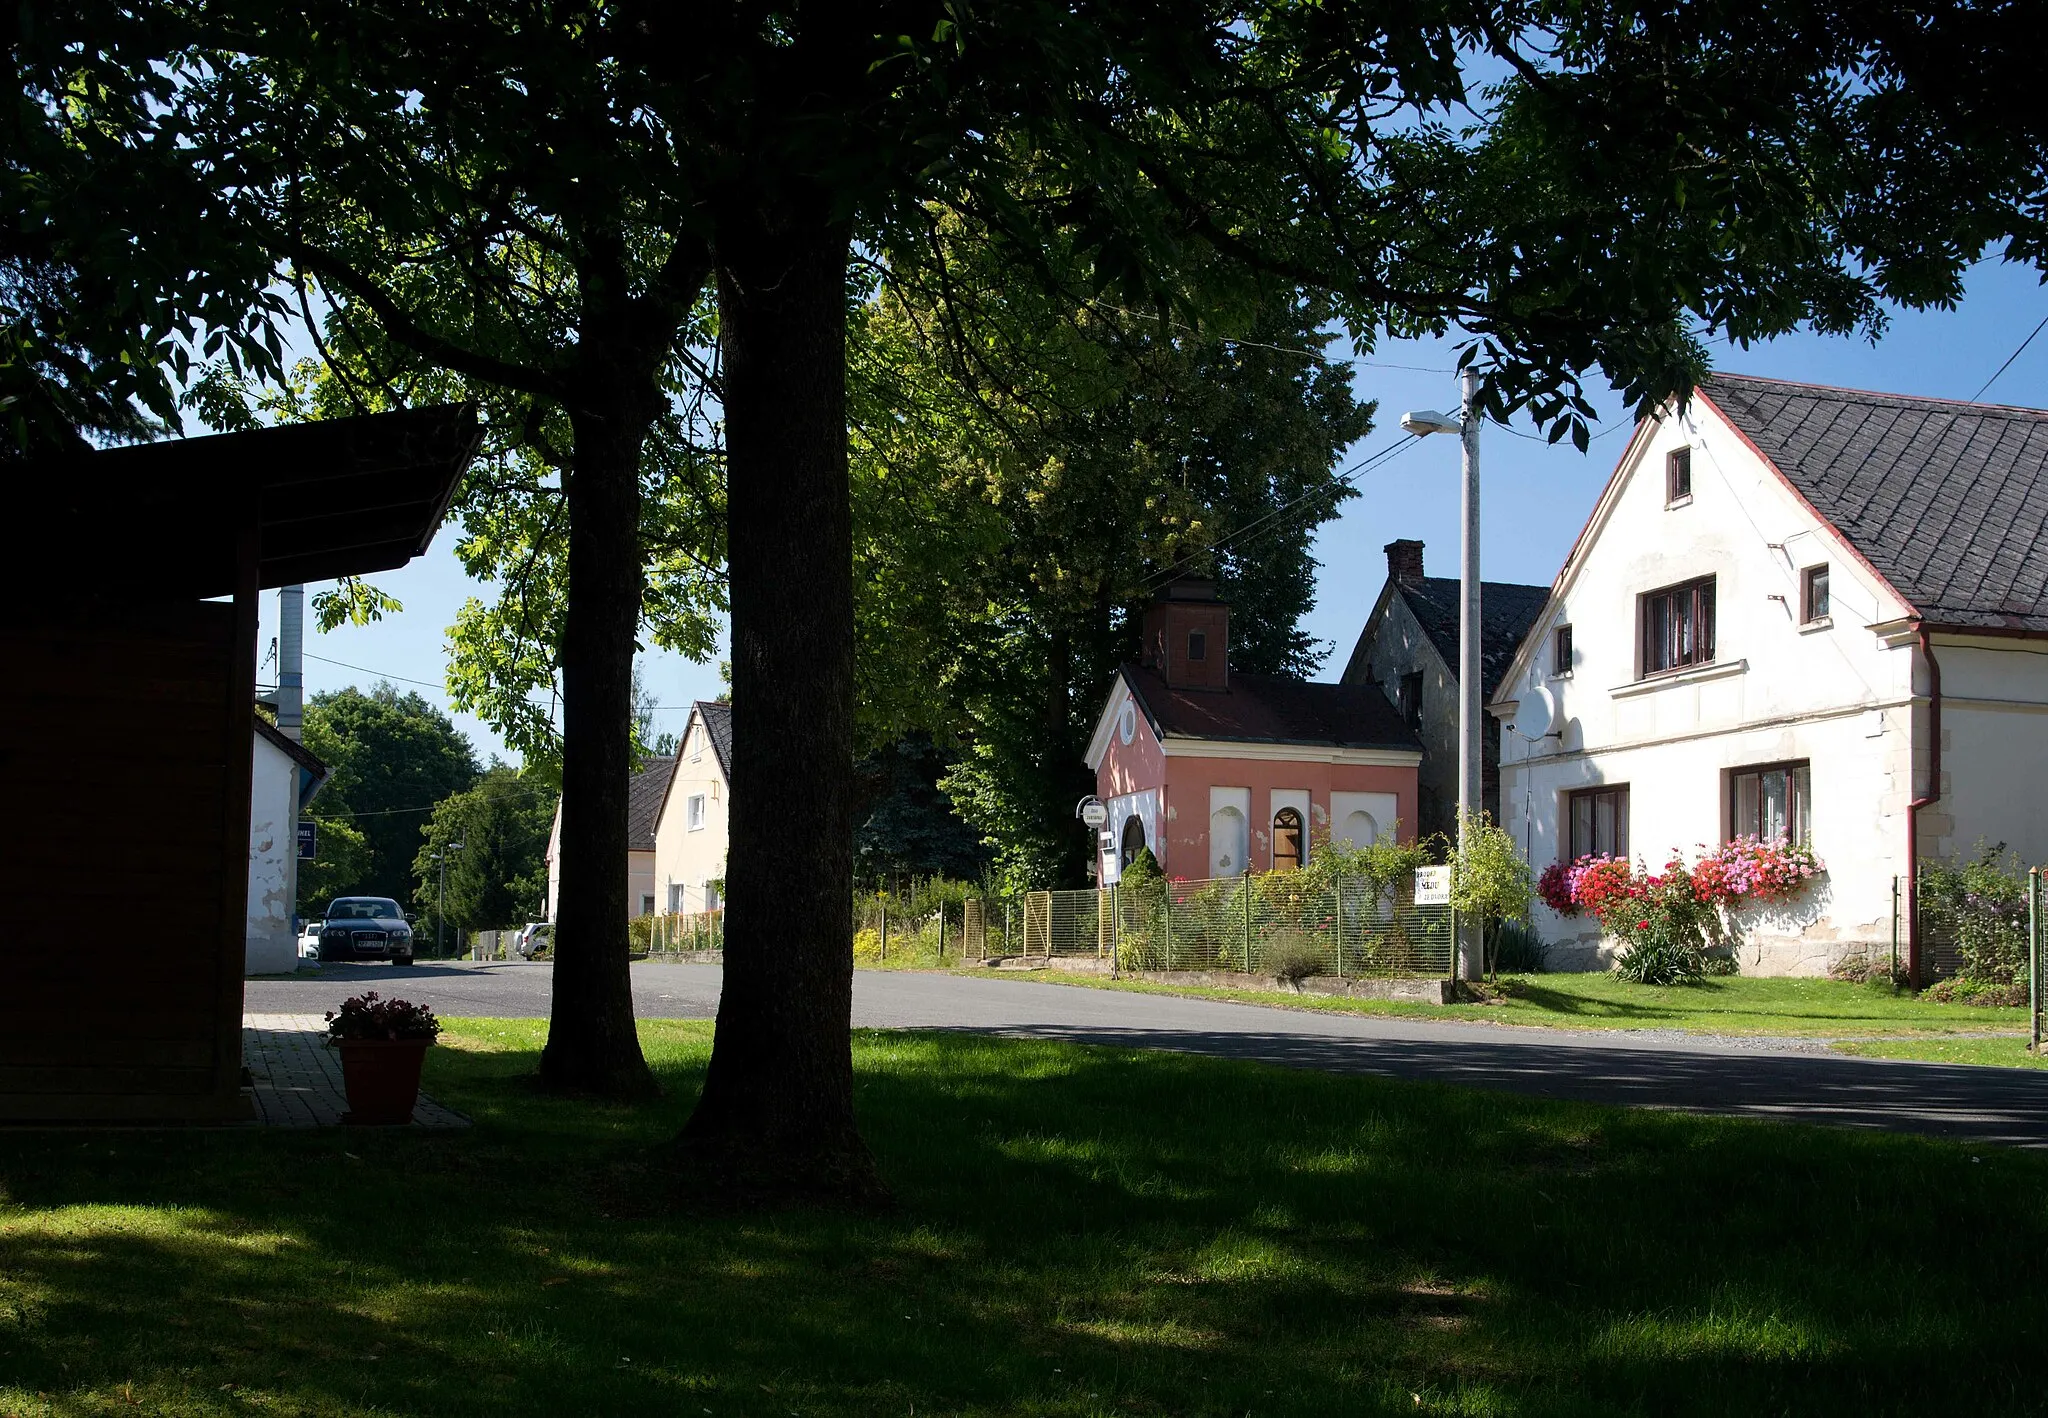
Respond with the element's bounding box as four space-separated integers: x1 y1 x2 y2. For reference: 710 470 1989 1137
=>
1834 1036 2048 1068
5 1019 2047 1416
1012 968 2032 1039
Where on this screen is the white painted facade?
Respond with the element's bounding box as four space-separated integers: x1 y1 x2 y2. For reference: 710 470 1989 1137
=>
1491 396 2048 975
652 705 730 915
246 723 324 975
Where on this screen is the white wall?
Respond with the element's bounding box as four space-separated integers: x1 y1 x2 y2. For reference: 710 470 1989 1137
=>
1930 637 2048 868
246 734 301 975
652 712 729 915
1494 402 1927 974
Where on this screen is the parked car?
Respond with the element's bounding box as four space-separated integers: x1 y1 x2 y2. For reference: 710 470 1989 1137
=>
318 897 417 965
296 920 325 960
515 921 551 960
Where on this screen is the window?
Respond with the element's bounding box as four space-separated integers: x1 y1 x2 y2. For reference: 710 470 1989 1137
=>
1730 761 1811 844
1187 630 1208 662
1553 624 1574 676
668 884 686 913
1641 576 1716 675
704 881 722 912
1565 785 1629 861
687 794 707 831
640 894 656 917
689 730 702 763
1666 447 1692 504
1397 670 1424 729
1272 807 1305 872
1801 564 1831 623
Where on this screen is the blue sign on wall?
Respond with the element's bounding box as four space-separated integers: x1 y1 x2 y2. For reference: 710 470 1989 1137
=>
297 819 317 861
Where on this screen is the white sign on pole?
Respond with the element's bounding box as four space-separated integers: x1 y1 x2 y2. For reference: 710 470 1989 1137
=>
1099 830 1121 885
1413 864 1452 907
1080 800 1109 828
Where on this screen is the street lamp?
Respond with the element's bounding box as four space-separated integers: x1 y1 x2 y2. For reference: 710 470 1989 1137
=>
1401 368 1484 982
433 838 467 958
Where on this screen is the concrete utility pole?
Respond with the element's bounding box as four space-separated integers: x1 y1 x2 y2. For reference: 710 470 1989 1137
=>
1457 368 1484 982
436 838 466 957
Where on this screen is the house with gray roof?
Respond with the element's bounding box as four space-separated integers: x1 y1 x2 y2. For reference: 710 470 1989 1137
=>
1339 539 1551 840
543 751 677 922
652 700 734 917
1490 372 2048 979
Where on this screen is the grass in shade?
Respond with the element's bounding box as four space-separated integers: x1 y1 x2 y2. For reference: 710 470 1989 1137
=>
1011 968 2032 1039
4 1019 2047 1416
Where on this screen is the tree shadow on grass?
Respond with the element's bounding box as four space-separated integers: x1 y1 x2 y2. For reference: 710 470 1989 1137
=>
2 1024 2046 1416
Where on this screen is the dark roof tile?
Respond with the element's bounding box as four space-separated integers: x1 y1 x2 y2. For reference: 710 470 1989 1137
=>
1394 577 1553 699
628 756 673 851
1124 663 1420 753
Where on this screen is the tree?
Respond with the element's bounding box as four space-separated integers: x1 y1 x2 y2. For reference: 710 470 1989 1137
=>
849 242 1372 887
300 687 480 906
410 766 555 940
854 736 990 887
154 0 2048 1198
295 811 370 914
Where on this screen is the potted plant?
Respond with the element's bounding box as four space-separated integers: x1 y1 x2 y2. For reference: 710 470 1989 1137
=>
325 992 442 1125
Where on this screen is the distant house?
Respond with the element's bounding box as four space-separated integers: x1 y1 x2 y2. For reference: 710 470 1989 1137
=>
1491 373 2048 977
543 753 675 921
1085 581 1422 882
246 718 328 975
652 701 733 915
1339 539 1549 839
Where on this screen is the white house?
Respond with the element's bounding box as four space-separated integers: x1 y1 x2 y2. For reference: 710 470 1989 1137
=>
651 700 733 915
542 752 674 921
247 718 327 975
1491 373 2048 978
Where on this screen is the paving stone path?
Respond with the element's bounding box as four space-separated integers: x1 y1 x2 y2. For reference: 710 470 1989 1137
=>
242 1013 469 1129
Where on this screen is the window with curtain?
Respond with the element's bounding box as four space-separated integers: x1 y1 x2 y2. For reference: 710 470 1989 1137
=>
1271 807 1305 871
1729 761 1811 843
1565 785 1629 860
1641 576 1716 675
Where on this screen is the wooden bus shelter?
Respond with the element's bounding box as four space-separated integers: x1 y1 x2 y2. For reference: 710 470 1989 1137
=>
0 406 481 1122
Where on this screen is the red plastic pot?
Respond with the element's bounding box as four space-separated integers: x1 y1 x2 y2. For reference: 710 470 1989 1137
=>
335 1037 432 1125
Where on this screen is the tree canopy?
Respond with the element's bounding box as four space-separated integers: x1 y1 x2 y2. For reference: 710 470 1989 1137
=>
300 686 481 908
410 765 555 940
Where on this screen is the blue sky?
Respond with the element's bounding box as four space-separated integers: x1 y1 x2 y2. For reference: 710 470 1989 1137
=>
263 257 2048 763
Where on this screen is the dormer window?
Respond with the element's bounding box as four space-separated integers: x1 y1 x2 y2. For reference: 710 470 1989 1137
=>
1666 447 1693 505
1187 630 1207 662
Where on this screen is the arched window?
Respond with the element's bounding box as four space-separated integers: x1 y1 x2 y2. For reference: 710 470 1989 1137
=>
1210 806 1247 876
1120 814 1147 868
1272 807 1304 872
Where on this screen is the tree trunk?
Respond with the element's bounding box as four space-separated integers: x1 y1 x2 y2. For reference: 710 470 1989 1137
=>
539 399 660 1099
678 214 883 1202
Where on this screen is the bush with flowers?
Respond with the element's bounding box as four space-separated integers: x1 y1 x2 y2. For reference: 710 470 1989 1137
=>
1539 839 1826 985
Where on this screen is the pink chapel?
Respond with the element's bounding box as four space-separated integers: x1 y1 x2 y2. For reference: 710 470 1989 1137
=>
1084 580 1423 882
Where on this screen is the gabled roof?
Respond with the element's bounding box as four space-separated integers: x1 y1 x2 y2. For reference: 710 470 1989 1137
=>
1700 374 2048 633
1121 662 1421 753
253 716 327 780
627 756 674 852
1386 576 1553 699
693 700 733 779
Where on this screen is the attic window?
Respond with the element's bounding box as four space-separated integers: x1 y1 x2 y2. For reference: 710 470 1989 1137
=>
1552 624 1574 676
1187 630 1208 662
687 794 706 831
1801 564 1831 623
1666 447 1693 505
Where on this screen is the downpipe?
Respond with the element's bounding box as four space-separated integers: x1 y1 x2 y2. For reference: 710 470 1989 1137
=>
1905 623 1942 991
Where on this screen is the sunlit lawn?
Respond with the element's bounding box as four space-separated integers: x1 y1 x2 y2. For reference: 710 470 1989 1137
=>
1013 968 2032 1039
3 1018 2046 1415
1834 1036 2048 1068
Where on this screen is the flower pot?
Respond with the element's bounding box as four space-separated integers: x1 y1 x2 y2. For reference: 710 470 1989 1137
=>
335 1037 432 1125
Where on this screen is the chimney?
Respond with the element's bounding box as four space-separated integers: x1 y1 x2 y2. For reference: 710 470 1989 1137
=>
277 584 305 741
1384 539 1425 586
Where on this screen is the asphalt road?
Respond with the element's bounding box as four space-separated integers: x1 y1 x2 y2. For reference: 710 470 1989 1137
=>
248 961 2048 1149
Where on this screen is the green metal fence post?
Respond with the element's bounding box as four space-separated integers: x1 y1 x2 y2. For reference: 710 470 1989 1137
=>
1335 882 1346 980
2031 867 2041 1055
1891 875 1901 991
1242 870 1254 974
880 894 888 962
1162 884 1173 971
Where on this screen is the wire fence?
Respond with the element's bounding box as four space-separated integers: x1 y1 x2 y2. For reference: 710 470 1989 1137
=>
636 873 1453 979
962 874 1453 978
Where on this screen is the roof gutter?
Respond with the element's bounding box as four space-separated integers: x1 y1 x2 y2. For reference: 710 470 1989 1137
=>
1905 622 1942 990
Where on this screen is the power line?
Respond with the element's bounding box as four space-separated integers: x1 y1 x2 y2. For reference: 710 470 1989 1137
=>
1143 434 1423 591
1972 312 2048 401
304 651 447 691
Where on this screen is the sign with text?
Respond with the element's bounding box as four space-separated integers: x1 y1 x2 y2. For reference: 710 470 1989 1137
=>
1412 864 1451 907
296 819 317 861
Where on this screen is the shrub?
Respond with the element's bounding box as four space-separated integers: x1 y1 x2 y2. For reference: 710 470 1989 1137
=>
325 992 441 1042
852 927 881 963
1919 844 2030 987
1612 931 1706 985
1261 931 1327 984
1604 861 1720 985
1926 976 2028 1008
627 915 654 953
1488 918 1550 973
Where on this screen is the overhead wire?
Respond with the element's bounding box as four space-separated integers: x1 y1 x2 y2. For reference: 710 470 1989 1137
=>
1972 311 2048 401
